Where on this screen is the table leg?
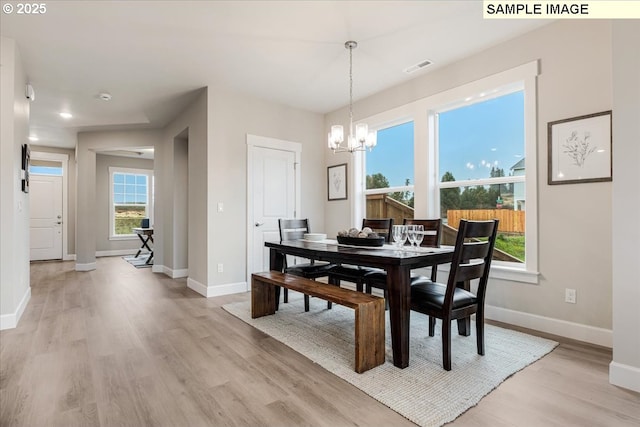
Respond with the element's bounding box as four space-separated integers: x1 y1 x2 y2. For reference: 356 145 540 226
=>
269 248 285 310
386 266 411 369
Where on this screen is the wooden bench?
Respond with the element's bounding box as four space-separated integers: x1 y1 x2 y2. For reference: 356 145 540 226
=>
251 271 385 373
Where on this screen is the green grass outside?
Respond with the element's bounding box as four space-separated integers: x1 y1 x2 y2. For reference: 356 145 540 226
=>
494 234 525 262
115 205 146 235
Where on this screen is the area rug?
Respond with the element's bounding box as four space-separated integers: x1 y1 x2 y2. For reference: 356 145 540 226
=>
122 254 153 268
223 295 558 427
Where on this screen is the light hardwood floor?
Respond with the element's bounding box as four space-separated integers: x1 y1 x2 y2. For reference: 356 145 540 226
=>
1 257 638 426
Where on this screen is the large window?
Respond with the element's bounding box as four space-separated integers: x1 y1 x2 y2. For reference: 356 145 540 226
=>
109 167 153 238
365 121 415 222
437 90 526 264
358 61 538 282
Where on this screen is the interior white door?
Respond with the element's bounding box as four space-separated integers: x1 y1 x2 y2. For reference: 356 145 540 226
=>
30 175 63 260
251 146 296 273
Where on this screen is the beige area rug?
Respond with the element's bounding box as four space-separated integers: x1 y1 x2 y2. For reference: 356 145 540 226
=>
223 294 558 427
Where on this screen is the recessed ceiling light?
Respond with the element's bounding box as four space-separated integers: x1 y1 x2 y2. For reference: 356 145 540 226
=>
28 135 39 141
59 112 73 119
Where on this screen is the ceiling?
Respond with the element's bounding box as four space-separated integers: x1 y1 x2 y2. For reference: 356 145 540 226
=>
1 1 552 150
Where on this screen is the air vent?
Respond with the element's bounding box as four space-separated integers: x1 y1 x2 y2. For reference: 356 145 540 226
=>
403 59 433 74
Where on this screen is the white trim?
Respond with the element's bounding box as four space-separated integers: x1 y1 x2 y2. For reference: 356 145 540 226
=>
75 262 97 271
0 286 31 330
159 265 188 278
63 254 76 261
485 304 612 348
609 362 640 393
152 264 164 274
187 278 247 298
246 134 302 287
29 151 69 260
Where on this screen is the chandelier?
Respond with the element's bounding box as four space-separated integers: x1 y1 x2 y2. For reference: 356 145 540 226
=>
328 41 376 153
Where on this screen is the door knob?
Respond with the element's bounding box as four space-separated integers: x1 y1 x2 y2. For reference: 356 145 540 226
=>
255 222 264 227
56 221 62 225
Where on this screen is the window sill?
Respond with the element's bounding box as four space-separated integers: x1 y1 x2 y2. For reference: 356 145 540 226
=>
435 263 539 285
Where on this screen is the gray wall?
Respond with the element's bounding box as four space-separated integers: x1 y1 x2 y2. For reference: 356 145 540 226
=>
95 153 153 252
0 37 30 328
610 20 640 392
325 20 614 336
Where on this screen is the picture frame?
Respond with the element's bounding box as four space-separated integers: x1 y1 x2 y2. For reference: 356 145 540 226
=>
21 143 30 193
547 110 612 185
327 163 348 201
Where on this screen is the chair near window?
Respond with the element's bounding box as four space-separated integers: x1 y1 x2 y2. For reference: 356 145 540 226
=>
364 218 442 303
411 219 499 370
278 219 337 311
327 218 394 293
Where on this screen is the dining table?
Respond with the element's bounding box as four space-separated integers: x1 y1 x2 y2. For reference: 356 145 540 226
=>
265 238 456 369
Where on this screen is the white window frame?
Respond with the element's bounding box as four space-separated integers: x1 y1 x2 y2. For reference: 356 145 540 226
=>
358 61 539 284
109 166 154 240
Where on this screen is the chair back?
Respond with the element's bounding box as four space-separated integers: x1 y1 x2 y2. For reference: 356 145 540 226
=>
279 218 310 242
362 218 394 242
444 219 499 310
403 218 441 247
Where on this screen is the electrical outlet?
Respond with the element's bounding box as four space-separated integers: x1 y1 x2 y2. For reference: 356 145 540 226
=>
565 288 576 304
217 263 223 273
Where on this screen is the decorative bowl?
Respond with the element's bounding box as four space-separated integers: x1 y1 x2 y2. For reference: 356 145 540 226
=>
337 236 385 247
303 233 326 241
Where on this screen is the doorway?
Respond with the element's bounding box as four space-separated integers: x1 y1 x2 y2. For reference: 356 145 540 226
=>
246 135 301 284
29 152 68 261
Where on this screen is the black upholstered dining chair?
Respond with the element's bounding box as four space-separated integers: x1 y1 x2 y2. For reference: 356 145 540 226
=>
278 218 337 311
364 218 443 302
327 218 394 293
410 219 499 370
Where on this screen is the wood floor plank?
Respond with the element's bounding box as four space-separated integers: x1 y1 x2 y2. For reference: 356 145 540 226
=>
1 257 638 427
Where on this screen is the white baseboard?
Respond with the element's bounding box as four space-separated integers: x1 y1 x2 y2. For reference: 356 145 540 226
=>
609 361 640 393
170 268 188 279
486 305 612 348
152 264 164 273
0 286 31 330
96 249 138 257
187 278 247 297
75 262 97 272
63 254 76 261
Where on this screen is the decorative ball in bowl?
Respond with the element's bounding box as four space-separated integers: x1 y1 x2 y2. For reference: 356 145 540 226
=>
336 227 385 247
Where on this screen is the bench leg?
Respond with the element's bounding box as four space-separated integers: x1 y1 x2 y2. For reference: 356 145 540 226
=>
354 299 386 373
251 278 276 318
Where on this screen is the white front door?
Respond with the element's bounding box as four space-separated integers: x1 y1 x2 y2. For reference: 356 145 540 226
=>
30 175 63 260
247 135 301 280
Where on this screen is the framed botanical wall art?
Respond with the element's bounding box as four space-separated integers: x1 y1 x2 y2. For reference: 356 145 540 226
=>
327 163 347 201
548 110 612 185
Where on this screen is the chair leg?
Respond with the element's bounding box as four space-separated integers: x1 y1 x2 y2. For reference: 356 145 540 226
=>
365 284 372 294
283 288 288 303
356 280 363 293
476 310 485 356
304 295 309 312
428 316 436 336
327 276 340 310
442 319 452 371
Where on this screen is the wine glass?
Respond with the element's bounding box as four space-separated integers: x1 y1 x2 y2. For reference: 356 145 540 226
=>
414 224 424 248
406 224 417 248
392 225 406 249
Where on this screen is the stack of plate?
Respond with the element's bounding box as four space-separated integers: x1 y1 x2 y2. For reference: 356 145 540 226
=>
303 233 326 241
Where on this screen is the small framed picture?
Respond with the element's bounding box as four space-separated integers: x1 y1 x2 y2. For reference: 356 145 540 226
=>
327 163 347 201
547 110 612 185
21 143 30 193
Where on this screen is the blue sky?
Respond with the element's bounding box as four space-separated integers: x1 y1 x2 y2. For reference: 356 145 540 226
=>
366 91 524 185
